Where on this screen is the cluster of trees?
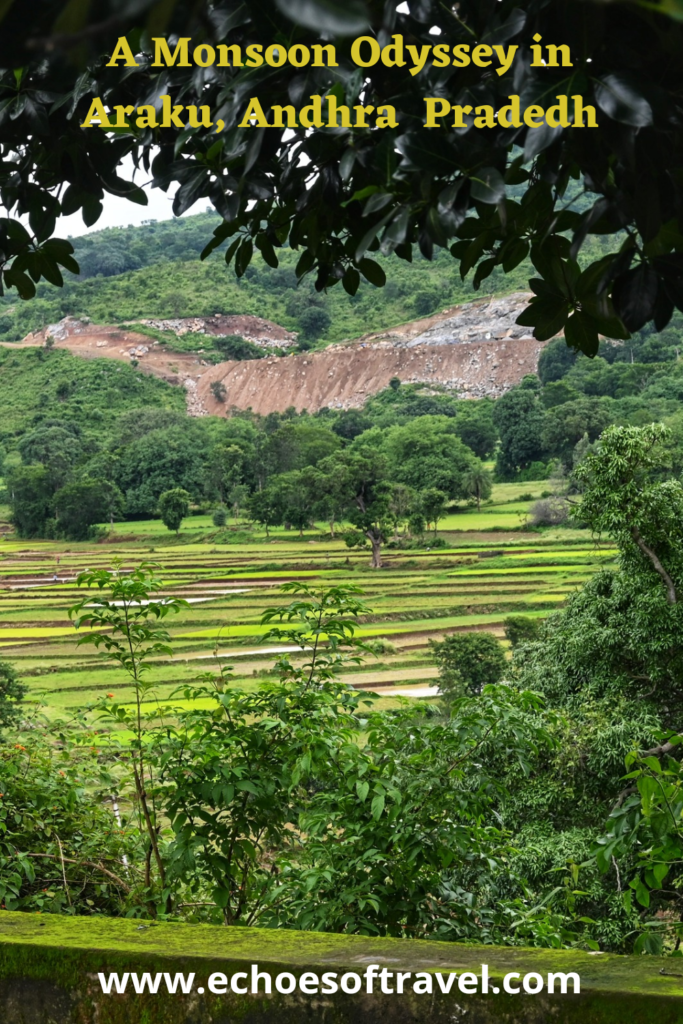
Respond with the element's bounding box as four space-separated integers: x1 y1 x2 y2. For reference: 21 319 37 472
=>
248 418 490 565
3 385 494 548
9 331 683 542
492 328 683 480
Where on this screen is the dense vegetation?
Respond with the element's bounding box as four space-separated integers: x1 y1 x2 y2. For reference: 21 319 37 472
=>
4 294 683 543
2 218 683 957
3 0 683 969
0 206 622 353
0 345 184 437
4 423 683 956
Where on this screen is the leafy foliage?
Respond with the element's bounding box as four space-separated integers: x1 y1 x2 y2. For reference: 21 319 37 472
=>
0 662 27 735
69 563 188 910
212 335 265 361
0 1 682 355
0 739 141 915
504 616 541 648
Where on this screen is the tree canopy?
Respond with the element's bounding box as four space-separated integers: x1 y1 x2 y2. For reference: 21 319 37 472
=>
1 0 682 356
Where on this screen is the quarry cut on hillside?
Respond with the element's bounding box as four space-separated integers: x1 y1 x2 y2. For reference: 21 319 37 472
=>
200 293 544 415
16 293 544 415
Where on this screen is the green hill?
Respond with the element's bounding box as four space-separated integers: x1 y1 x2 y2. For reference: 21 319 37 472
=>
0 212 535 348
0 346 184 442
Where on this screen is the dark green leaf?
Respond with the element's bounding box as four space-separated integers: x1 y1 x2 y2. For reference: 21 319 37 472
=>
235 238 253 278
342 267 360 295
470 168 505 205
224 237 241 267
594 74 653 127
516 295 570 341
274 0 369 34
357 258 386 287
612 264 659 331
564 311 600 356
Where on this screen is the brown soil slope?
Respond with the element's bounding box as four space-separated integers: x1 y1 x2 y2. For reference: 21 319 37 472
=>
200 336 543 415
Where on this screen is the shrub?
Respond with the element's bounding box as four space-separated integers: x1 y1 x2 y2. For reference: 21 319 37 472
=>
368 637 398 655
503 616 541 648
212 505 227 527
529 497 570 527
413 288 441 317
212 335 264 361
299 306 331 339
210 380 227 402
0 661 27 734
158 487 191 534
430 632 507 699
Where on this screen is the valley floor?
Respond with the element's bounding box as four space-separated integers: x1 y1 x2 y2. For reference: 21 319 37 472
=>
0 484 614 723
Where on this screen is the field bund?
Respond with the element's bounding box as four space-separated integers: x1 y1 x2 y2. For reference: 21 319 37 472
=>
1 911 682 1023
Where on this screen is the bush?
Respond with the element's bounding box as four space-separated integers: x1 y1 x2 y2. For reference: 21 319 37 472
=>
517 461 549 482
0 738 140 914
210 380 227 402
413 288 441 317
299 306 331 339
368 637 398 655
212 505 227 527
425 536 448 548
212 335 264 361
0 661 27 734
504 616 541 648
158 487 191 534
430 632 507 699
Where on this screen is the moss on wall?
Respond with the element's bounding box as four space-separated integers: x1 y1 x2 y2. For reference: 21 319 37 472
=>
1 911 682 1024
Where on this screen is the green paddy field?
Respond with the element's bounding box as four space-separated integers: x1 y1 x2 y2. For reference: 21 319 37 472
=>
0 481 613 721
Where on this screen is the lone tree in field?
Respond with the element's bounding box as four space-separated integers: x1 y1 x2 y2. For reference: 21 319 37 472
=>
158 488 191 536
1 1 682 360
463 467 493 512
320 444 392 568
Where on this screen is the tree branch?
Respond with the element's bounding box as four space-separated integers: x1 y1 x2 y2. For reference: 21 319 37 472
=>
642 741 678 758
631 527 678 605
24 853 132 891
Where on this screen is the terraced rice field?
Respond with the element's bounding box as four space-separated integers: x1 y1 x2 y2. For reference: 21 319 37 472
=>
0 496 617 719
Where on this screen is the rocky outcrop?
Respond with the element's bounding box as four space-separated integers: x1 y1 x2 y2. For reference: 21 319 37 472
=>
136 314 297 348
401 293 535 347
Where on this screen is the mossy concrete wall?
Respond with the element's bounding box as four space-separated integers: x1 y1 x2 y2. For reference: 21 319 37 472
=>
1 911 682 1023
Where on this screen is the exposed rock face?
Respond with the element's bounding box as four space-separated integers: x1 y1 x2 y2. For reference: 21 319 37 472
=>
401 293 535 347
136 314 297 348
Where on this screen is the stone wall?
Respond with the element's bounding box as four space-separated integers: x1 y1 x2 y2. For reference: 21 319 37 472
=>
1 911 682 1023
